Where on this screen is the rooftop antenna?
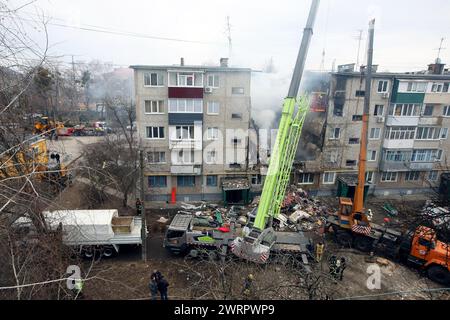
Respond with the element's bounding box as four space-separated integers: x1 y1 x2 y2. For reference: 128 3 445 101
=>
435 37 446 62
354 29 364 70
226 16 232 64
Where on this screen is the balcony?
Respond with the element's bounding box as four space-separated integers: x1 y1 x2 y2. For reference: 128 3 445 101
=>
169 139 202 150
418 117 442 126
383 139 414 149
170 165 201 175
386 116 419 126
409 162 434 170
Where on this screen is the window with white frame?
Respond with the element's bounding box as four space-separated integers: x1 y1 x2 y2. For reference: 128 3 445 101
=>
369 127 381 139
388 103 421 116
146 127 165 139
377 80 388 93
405 171 420 181
207 127 219 140
144 100 164 113
365 171 374 183
330 127 341 139
168 99 203 113
322 172 336 184
368 150 377 161
144 72 163 86
384 126 416 140
207 101 219 114
385 150 408 162
411 149 442 162
207 74 219 88
298 173 314 184
406 81 426 92
168 72 203 87
206 150 217 164
427 171 439 181
175 149 195 164
374 105 384 116
381 171 397 182
175 126 194 140
440 128 449 139
431 82 443 93
443 106 450 116
147 151 166 163
416 127 441 140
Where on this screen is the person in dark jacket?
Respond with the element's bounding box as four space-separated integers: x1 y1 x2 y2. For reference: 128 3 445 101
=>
157 276 169 300
149 279 158 300
151 270 162 282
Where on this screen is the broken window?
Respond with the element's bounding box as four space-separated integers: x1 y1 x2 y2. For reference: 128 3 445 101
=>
349 138 359 144
374 105 384 116
345 160 357 166
333 102 344 116
232 113 243 119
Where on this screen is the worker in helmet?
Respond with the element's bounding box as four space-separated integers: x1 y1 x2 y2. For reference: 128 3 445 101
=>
315 242 325 262
242 274 254 298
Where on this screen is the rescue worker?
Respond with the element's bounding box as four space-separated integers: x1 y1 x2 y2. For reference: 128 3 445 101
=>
338 257 347 281
242 274 254 298
157 276 169 300
315 242 325 262
149 278 158 300
136 198 143 215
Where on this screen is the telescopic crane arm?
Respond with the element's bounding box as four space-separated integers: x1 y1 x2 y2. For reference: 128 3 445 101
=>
253 0 320 231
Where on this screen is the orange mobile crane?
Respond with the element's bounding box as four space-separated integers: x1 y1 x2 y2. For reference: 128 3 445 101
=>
325 20 450 285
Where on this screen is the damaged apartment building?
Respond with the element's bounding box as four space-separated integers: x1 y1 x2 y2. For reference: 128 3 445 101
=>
131 58 260 204
298 59 450 196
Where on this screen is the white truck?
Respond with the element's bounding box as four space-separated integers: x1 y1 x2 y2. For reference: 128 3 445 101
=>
15 210 143 258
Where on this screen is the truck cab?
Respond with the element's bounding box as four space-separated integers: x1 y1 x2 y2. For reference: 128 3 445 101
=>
409 226 450 284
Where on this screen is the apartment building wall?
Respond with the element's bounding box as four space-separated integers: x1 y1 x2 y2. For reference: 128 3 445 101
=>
131 62 254 203
299 69 450 196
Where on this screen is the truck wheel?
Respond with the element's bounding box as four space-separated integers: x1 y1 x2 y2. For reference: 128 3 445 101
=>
188 249 198 258
82 247 95 259
102 246 115 258
336 232 352 248
427 265 450 285
354 236 373 252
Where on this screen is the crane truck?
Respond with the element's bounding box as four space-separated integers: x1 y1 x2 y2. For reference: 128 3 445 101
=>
230 0 321 263
164 0 321 265
324 20 450 285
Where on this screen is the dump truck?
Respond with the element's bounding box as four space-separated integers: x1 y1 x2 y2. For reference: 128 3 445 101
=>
163 213 312 265
15 210 143 258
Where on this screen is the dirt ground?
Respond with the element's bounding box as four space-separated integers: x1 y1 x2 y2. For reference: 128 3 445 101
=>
49 175 449 300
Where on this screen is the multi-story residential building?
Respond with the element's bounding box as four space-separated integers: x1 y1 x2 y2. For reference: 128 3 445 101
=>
131 58 257 203
299 60 450 196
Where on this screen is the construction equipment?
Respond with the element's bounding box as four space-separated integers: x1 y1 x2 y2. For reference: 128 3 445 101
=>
230 0 320 263
33 116 65 138
324 20 450 285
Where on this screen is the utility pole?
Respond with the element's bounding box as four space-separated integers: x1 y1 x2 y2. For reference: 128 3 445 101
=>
139 149 147 261
353 19 375 214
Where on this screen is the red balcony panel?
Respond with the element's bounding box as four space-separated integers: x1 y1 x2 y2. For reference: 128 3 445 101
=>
168 87 203 99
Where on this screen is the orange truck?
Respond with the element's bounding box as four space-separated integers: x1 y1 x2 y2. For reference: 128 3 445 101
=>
325 200 450 285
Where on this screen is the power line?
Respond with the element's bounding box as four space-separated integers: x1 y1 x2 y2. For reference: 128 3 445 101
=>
9 11 222 46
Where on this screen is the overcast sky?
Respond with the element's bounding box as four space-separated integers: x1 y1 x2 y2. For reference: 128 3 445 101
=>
12 0 450 73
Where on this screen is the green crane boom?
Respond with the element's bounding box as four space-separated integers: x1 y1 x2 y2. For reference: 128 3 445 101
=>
253 0 319 231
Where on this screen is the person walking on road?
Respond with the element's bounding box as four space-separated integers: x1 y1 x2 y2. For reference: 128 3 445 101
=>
157 276 169 300
149 279 158 300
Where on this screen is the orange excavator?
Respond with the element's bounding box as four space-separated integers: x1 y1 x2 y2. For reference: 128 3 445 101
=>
325 20 450 285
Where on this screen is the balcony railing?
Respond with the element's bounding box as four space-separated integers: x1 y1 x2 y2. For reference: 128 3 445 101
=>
169 139 201 150
386 116 419 126
170 165 201 175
